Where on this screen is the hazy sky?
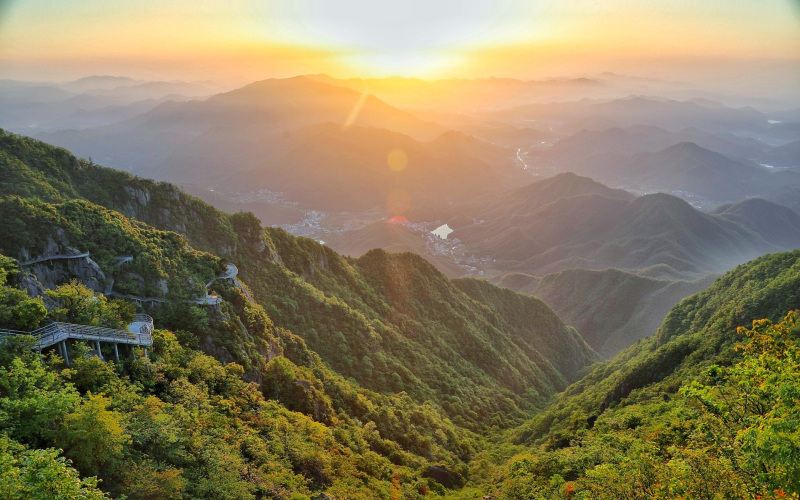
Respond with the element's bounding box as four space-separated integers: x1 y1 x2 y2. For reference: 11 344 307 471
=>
0 0 798 84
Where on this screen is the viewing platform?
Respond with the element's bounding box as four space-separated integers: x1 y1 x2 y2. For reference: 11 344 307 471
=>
0 314 154 364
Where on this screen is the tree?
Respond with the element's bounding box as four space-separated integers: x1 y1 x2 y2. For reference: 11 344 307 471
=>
46 282 133 328
0 435 106 499
0 357 80 447
57 393 130 477
682 310 800 496
120 461 185 500
0 286 46 331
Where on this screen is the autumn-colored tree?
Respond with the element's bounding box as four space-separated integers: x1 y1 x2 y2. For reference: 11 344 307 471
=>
57 393 130 477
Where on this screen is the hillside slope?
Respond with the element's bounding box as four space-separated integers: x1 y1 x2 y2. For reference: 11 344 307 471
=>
478 249 800 497
0 129 596 432
526 268 714 356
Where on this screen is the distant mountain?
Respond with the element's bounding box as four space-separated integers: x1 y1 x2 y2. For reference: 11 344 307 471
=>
489 95 771 135
532 131 799 207
531 125 769 172
223 123 516 213
619 142 764 201
450 171 633 228
714 197 800 248
321 218 465 277
317 171 800 356
764 121 800 143
201 76 443 139
759 138 800 168
60 75 141 92
427 130 513 167
453 173 797 279
0 77 215 132
306 74 607 113
39 78 525 214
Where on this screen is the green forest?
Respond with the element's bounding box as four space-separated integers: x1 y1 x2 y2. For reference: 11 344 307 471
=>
0 129 798 498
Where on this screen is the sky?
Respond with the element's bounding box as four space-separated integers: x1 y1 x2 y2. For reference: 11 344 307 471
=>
0 0 798 84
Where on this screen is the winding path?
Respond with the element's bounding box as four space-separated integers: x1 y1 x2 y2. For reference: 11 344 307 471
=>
107 261 237 306
20 252 90 267
5 254 240 363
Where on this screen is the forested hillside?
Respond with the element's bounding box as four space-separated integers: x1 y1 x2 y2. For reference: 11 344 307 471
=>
0 130 599 497
3 129 798 498
513 268 714 356
0 256 473 498
476 249 800 497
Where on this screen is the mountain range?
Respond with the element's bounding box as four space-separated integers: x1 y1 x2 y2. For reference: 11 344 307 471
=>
0 88 800 498
38 77 528 216
1 129 798 497
451 172 800 279
528 127 800 209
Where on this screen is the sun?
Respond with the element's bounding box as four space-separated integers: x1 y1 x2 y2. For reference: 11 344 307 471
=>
258 0 534 77
340 51 463 78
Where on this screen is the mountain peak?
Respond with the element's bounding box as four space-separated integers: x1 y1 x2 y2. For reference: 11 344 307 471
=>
518 172 632 201
662 141 714 155
633 191 696 210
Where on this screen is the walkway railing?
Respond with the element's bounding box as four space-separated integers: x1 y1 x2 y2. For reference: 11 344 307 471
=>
19 252 91 267
0 315 154 350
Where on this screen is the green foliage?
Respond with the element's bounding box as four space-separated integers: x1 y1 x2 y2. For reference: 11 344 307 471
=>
0 435 106 499
0 357 80 447
262 356 335 424
241 235 594 431
0 195 222 300
0 129 597 437
20 128 787 498
57 393 130 477
0 286 46 331
682 311 800 495
479 250 800 498
46 281 133 329
0 129 238 254
0 255 47 330
0 269 478 497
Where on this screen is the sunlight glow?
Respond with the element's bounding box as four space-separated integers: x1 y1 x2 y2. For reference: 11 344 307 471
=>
387 149 408 173
0 0 797 81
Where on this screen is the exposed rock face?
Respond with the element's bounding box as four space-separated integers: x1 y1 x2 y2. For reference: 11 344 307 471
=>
155 278 169 296
17 273 46 298
123 185 151 208
16 235 65 263
16 272 58 309
27 256 107 292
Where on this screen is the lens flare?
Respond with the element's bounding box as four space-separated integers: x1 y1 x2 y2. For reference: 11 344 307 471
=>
342 89 369 129
387 148 408 172
386 188 411 216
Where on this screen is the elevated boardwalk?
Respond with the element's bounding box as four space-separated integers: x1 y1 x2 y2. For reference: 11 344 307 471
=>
0 314 153 364
22 251 236 307
20 252 91 267
6 252 238 363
